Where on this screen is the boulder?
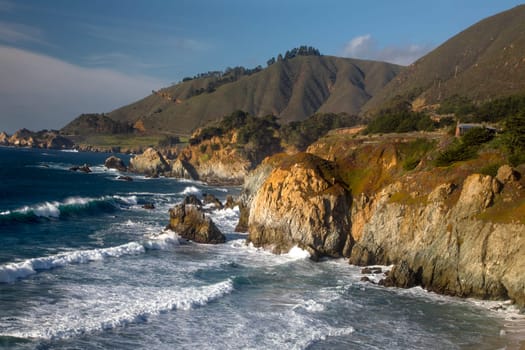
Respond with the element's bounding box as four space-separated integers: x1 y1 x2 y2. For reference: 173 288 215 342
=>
70 164 92 173
105 156 127 172
203 193 223 209
117 175 133 181
496 164 520 184
247 153 352 258
183 194 203 207
129 147 169 176
168 203 225 244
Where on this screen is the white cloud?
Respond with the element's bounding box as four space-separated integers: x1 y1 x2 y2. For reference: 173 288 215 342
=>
0 45 167 133
0 21 49 46
341 34 433 66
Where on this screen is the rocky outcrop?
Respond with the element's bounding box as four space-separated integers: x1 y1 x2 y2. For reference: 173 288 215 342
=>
349 169 525 306
104 156 127 172
169 158 198 180
246 153 352 259
235 161 275 232
3 129 74 149
177 133 252 185
168 203 225 244
0 131 9 145
129 147 169 176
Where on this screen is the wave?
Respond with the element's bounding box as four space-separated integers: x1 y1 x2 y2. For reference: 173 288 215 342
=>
181 186 201 195
0 195 138 225
2 279 234 340
0 230 180 283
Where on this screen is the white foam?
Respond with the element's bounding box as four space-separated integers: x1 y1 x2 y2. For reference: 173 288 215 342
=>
60 149 78 153
285 245 311 260
143 230 181 250
181 186 201 195
208 206 240 233
28 201 61 218
1 279 234 340
292 299 325 313
113 195 138 206
0 242 145 283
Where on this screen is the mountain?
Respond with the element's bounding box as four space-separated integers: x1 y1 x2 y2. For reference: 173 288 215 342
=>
81 55 401 136
362 5 525 114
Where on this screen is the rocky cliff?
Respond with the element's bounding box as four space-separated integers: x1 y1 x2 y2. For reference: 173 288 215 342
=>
1 129 74 149
349 172 525 306
242 132 525 306
247 153 352 259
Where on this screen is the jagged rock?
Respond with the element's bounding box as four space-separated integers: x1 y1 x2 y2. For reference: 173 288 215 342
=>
361 267 383 274
183 195 203 207
247 153 352 258
70 164 92 173
455 174 497 217
0 131 9 145
203 193 223 209
168 203 225 244
349 174 525 306
105 156 127 171
129 147 169 176
46 135 74 149
117 175 133 181
224 195 236 209
170 159 198 180
496 164 520 184
235 162 276 232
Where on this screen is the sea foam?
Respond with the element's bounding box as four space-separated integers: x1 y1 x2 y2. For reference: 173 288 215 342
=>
0 230 181 283
1 279 234 340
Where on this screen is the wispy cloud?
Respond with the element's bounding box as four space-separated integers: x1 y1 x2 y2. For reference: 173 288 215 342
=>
80 20 209 52
0 20 50 46
341 34 434 66
0 45 167 133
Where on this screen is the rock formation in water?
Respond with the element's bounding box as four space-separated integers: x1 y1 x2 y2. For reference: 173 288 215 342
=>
129 147 170 176
168 203 225 244
1 129 75 149
246 153 352 259
104 156 127 172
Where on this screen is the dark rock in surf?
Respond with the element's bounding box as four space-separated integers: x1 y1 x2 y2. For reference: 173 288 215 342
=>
168 203 225 244
105 156 127 172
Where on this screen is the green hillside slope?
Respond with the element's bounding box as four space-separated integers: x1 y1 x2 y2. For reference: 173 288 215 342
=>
362 4 525 114
102 55 401 135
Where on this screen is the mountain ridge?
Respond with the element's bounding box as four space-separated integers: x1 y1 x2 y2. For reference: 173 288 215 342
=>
362 4 525 114
63 55 402 136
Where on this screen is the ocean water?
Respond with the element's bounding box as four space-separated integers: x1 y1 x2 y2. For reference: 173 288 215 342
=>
0 147 523 350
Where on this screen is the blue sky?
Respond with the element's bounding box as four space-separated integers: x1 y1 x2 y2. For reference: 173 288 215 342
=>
0 0 523 132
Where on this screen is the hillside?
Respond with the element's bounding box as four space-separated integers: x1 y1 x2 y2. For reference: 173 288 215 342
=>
100 55 401 135
362 4 525 114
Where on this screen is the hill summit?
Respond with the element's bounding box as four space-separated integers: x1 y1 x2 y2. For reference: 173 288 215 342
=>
64 52 401 136
363 4 525 114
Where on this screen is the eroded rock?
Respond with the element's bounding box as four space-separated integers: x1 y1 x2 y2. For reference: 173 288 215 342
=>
247 153 352 258
168 203 225 244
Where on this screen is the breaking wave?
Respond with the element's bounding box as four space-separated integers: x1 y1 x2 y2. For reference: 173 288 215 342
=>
0 195 138 225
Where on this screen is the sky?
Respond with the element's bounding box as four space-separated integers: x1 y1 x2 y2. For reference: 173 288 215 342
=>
0 0 523 133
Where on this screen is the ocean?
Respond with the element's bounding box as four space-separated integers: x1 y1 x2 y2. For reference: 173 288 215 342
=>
0 146 523 349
